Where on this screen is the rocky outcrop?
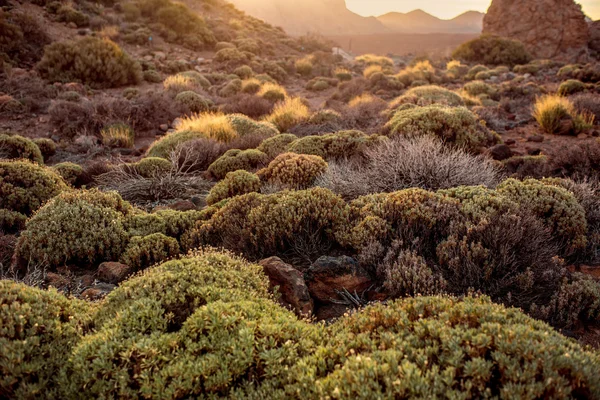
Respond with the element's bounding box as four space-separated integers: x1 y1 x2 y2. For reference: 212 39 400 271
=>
483 0 590 62
259 257 313 316
97 262 133 284
589 21 600 54
304 256 373 303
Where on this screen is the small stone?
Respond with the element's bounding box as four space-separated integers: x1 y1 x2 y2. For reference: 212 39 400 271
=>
97 262 132 284
504 138 516 145
81 283 116 300
159 124 169 132
526 147 542 155
171 118 183 129
167 200 196 211
154 51 166 60
259 257 313 316
527 135 544 143
577 133 588 139
488 144 512 161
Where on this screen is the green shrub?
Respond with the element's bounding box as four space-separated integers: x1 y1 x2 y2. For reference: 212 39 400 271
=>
174 91 213 113
151 2 215 50
462 80 497 97
513 63 540 75
382 249 447 297
233 65 253 79
466 64 489 80
206 170 261 205
391 85 464 107
334 67 352 81
558 79 585 96
385 105 500 153
0 133 44 164
0 281 93 399
287 130 385 160
497 178 587 254
218 78 242 97
119 233 179 270
452 34 532 66
0 208 27 233
125 209 210 240
37 37 142 88
207 149 269 180
15 189 133 268
256 133 297 158
257 152 327 190
51 162 84 186
32 138 56 161
133 157 172 177
186 188 349 259
56 5 89 27
214 47 248 66
0 160 67 215
241 78 261 94
143 69 162 83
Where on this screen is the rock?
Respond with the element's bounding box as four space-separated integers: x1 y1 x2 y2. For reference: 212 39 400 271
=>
557 117 576 136
504 138 516 145
259 257 313 316
568 264 600 280
523 73 532 79
46 272 70 289
483 0 590 62
526 147 542 156
97 262 132 284
589 21 600 53
171 118 183 129
592 130 600 137
81 283 116 300
154 51 166 60
168 200 196 211
118 148 134 156
159 124 169 132
527 135 544 143
190 195 206 208
305 256 373 303
489 144 512 161
79 274 95 287
577 133 589 139
314 303 350 321
143 55 153 61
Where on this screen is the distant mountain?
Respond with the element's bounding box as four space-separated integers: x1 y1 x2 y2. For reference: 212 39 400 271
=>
377 9 484 34
227 0 389 35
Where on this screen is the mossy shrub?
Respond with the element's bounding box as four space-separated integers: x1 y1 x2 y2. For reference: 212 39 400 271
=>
119 233 179 270
143 69 162 83
133 157 172 177
286 130 386 160
385 105 500 153
558 79 586 97
0 160 67 215
207 149 269 180
206 170 261 205
257 152 327 190
36 37 142 88
233 65 253 79
452 34 532 66
0 208 27 234
391 85 464 107
125 209 211 240
32 138 56 162
0 133 44 164
51 162 84 186
174 91 213 113
0 281 94 399
15 189 133 268
256 133 298 158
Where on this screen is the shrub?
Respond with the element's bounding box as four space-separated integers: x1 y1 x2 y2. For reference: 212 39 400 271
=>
207 149 269 180
382 248 447 297
125 209 210 240
513 63 540 75
295 57 313 76
558 79 585 96
233 65 253 79
0 160 67 215
462 80 497 97
533 94 594 135
214 47 248 66
391 85 464 107
241 78 261 94
452 34 532 66
134 157 172 177
143 69 162 83
266 97 310 132
385 105 500 153
0 11 50 67
15 189 133 268
218 78 242 97
51 162 84 186
257 133 298 158
37 37 142 88
119 233 179 270
356 54 393 67
186 188 349 260
100 123 135 148
206 170 261 205
0 281 93 399
0 133 44 164
56 5 89 27
257 82 287 103
334 67 352 81
572 92 600 121
174 91 213 113
497 178 587 254
221 94 274 119
287 130 384 160
317 136 500 200
395 61 437 87
0 209 27 234
257 152 327 190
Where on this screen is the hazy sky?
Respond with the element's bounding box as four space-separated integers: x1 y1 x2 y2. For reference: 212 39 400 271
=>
345 0 600 20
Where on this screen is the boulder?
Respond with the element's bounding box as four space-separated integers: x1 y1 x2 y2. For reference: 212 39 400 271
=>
97 262 132 284
589 20 600 54
304 256 373 303
488 144 512 160
259 257 313 316
483 0 590 62
81 283 116 300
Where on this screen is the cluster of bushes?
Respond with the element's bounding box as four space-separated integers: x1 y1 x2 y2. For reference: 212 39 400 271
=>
452 34 532 67
0 11 50 67
2 250 599 398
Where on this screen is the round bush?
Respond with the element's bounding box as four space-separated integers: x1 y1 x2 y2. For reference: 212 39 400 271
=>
36 37 142 88
392 85 464 107
0 133 44 164
134 157 172 177
0 209 27 234
257 133 298 158
206 170 261 205
207 149 269 180
51 162 84 186
384 105 500 153
257 152 327 190
174 91 213 113
0 160 67 215
15 189 133 268
32 138 57 161
558 79 585 96
119 233 180 271
452 34 532 67
143 69 162 83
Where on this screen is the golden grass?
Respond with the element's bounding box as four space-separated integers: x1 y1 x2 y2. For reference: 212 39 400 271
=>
363 65 383 79
533 94 595 134
295 57 314 76
241 78 261 94
163 75 195 92
355 54 394 67
258 82 287 103
176 113 238 142
101 124 135 148
265 97 310 132
349 93 381 109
